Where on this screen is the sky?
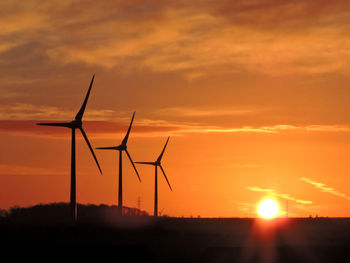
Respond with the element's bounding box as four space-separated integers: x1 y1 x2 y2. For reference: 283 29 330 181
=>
1 0 350 217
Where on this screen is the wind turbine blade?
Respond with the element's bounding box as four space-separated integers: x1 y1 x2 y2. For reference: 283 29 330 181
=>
36 122 71 127
125 149 141 182
160 165 172 191
135 161 154 165
122 112 135 145
96 146 118 150
79 127 102 174
75 74 95 120
158 136 170 161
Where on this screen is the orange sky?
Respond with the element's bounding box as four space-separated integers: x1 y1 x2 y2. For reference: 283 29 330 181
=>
1 0 350 217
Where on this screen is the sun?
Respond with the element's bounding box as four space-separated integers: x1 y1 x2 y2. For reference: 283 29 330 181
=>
257 199 279 219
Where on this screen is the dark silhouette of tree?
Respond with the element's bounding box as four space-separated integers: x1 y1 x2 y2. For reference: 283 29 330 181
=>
2 203 149 224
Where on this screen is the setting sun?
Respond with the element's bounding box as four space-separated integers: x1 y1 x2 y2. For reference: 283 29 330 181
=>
258 199 279 219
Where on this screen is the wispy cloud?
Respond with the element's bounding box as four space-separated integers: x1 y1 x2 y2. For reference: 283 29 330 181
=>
305 125 350 132
0 163 63 176
0 103 117 121
0 120 274 139
179 124 350 135
247 186 313 205
3 103 350 138
2 117 350 139
246 186 273 192
154 106 259 117
0 120 182 139
300 177 350 201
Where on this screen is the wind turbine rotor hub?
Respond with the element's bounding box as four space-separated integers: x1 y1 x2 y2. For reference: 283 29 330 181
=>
70 120 82 129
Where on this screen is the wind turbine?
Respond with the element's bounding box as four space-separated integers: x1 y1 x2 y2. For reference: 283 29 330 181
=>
96 112 141 215
37 74 102 221
135 137 172 217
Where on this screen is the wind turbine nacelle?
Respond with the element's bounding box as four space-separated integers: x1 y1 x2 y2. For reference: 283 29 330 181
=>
119 142 127 150
69 120 82 129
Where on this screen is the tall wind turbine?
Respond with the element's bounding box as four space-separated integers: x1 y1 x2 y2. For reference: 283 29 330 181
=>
135 137 172 217
37 74 102 221
96 112 141 215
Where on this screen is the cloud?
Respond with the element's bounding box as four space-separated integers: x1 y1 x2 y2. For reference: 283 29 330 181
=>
0 119 273 139
3 104 350 137
0 120 180 139
247 186 313 205
60 1 350 75
1 0 350 79
0 103 117 121
305 125 350 132
154 106 260 117
300 177 350 201
246 186 273 192
0 163 64 176
0 103 265 121
1 118 350 139
179 124 350 135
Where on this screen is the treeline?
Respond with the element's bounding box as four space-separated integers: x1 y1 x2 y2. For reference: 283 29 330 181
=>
0 203 149 224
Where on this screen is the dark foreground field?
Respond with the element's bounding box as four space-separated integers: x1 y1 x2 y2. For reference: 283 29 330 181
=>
1 204 350 263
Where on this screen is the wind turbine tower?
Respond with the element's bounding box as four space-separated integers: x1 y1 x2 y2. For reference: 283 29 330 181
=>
37 74 102 221
96 112 141 215
135 137 172 217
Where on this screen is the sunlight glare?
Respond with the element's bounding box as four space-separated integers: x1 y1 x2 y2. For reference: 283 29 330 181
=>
258 199 279 219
